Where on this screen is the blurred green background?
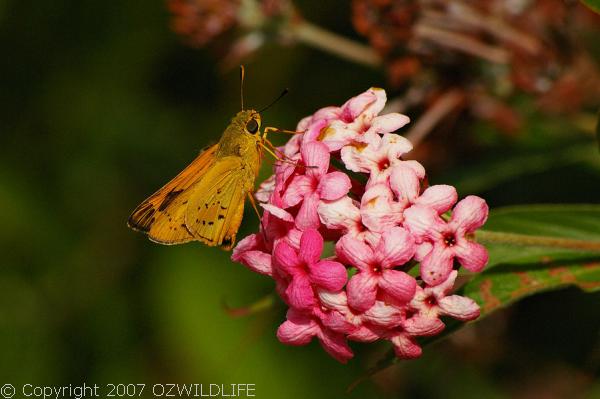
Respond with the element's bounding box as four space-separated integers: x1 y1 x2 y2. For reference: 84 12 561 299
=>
1 1 599 398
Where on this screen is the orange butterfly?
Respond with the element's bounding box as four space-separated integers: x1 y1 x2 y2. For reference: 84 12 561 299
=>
128 67 291 249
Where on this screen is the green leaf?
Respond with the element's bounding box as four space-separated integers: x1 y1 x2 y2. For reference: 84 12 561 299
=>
581 0 600 14
464 258 600 317
479 204 600 267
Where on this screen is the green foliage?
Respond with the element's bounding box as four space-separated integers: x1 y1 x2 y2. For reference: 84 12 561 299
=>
581 0 600 14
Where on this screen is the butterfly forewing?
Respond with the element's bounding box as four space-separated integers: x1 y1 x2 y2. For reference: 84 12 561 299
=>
127 144 219 244
185 156 252 249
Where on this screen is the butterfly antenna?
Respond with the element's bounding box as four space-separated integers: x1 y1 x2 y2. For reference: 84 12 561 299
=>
239 65 245 110
258 88 289 114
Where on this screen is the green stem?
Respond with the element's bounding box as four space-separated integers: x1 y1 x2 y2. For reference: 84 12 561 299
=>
476 230 600 251
289 19 382 68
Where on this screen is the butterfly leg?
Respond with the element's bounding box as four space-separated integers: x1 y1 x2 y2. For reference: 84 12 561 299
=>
247 192 268 243
258 141 299 167
263 126 304 136
246 191 262 221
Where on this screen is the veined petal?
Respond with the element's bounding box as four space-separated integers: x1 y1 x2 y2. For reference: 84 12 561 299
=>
415 185 457 214
309 260 347 292
368 114 411 135
438 295 480 321
454 240 488 272
335 234 374 270
390 164 420 205
377 227 416 268
318 171 351 201
317 328 354 363
261 203 294 223
295 193 321 231
379 270 417 303
277 310 318 345
420 244 454 286
301 141 330 177
282 175 313 208
403 314 445 336
390 334 422 359
360 184 403 232
285 276 316 310
299 229 324 265
363 301 403 328
403 205 445 241
318 290 349 313
346 272 378 312
340 141 378 174
340 90 377 121
318 196 360 231
400 160 426 179
273 241 302 275
450 195 489 233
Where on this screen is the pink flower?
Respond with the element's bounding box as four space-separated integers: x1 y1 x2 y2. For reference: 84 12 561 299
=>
336 227 417 312
282 141 351 230
409 271 480 325
404 196 490 285
301 88 410 151
277 307 353 363
233 88 489 363
273 229 347 310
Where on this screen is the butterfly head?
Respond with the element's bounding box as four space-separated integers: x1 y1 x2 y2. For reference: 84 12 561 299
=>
239 110 262 135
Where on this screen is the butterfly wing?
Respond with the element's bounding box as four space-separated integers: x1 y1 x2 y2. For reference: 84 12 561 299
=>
128 144 219 244
185 156 254 250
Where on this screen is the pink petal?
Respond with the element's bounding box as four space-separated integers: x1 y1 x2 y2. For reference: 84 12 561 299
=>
320 309 355 334
415 185 458 214
454 240 489 272
340 90 376 121
335 234 373 270
390 334 422 359
420 244 455 286
285 276 316 310
300 118 328 143
255 175 275 203
361 87 387 119
340 141 378 174
236 250 272 276
282 175 313 208
368 114 411 135
346 272 378 312
317 122 360 152
317 290 349 312
414 242 433 261
431 269 459 297
261 203 294 223
382 133 413 160
301 141 330 177
450 196 489 233
348 325 381 342
403 314 445 336
299 228 324 265
363 301 403 328
360 184 403 232
277 310 318 345
273 241 301 275
379 270 417 304
295 192 321 231
390 164 420 205
317 171 351 201
401 160 426 179
438 295 481 321
317 328 354 363
309 260 347 292
403 205 445 241
317 196 361 231
377 227 416 268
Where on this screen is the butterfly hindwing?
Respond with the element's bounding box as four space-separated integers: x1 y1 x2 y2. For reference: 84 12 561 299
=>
185 156 253 249
127 144 219 244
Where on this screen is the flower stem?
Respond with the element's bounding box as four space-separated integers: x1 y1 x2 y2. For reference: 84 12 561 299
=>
476 230 600 251
289 19 382 68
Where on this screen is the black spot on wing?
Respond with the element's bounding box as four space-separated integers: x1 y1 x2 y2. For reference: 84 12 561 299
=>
159 189 184 211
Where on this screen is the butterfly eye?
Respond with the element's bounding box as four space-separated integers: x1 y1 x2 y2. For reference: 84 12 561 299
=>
246 118 259 134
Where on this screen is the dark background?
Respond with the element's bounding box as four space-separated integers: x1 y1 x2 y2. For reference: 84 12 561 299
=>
1 1 599 398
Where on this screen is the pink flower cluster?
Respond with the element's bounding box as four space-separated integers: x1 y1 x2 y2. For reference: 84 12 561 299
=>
232 88 489 363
